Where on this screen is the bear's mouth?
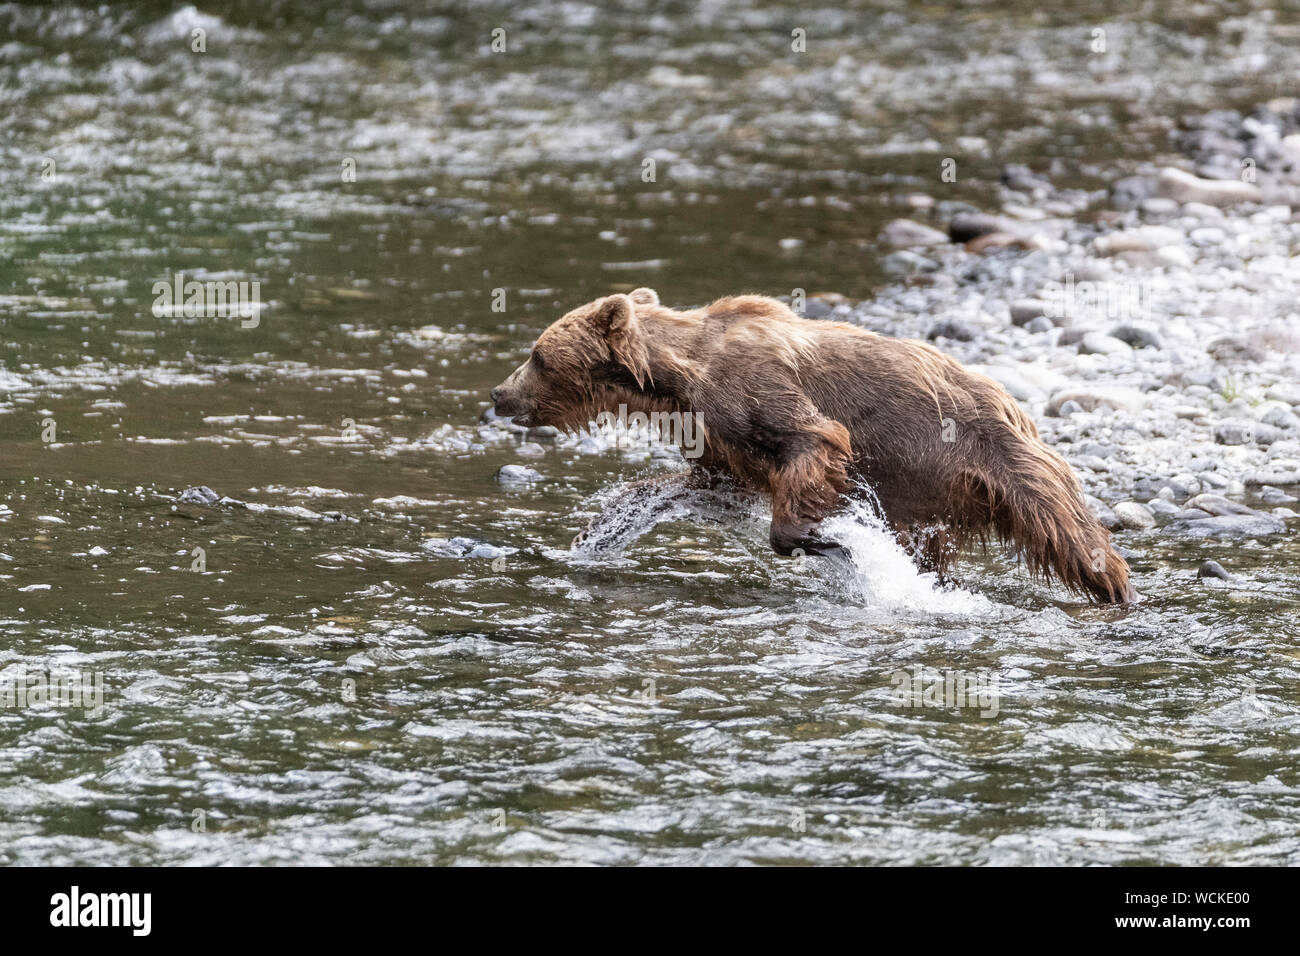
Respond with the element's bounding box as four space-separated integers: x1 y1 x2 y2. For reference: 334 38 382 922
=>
494 400 535 427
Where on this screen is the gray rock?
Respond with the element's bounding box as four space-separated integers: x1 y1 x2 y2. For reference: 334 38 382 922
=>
1184 493 1257 516
1079 332 1134 356
1207 335 1265 364
1147 498 1179 516
1258 486 1299 503
1112 175 1157 205
1086 496 1121 531
927 319 977 342
1001 163 1052 194
1197 560 1237 582
1056 399 1084 416
1134 475 1196 498
1009 298 1049 326
1167 512 1286 537
1025 316 1055 334
1047 387 1146 416
515 442 546 457
1156 166 1262 207
881 250 939 276
177 486 220 505
1215 420 1281 445
495 464 543 484
1113 501 1157 530
948 212 1016 243
422 536 518 559
1264 383 1300 406
1259 404 1300 430
798 297 835 318
1140 197 1180 217
880 219 949 248
1110 325 1162 349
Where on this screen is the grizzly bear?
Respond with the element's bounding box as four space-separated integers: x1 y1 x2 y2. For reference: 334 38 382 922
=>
490 289 1135 604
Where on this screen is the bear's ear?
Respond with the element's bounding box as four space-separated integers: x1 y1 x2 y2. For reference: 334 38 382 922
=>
590 294 652 388
628 287 659 306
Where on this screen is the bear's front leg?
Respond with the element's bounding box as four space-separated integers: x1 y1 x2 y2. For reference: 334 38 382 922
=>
764 421 854 561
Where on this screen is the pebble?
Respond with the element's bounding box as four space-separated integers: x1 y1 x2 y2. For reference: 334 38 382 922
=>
927 319 977 342
1156 166 1262 207
1086 496 1121 531
1113 501 1157 530
1009 298 1049 326
1047 387 1146 415
1264 384 1300 406
948 212 1016 243
880 219 949 248
1110 325 1162 349
882 250 939 276
1078 332 1134 356
1215 420 1282 446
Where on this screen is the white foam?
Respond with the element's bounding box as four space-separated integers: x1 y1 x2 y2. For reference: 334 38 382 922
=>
813 497 992 615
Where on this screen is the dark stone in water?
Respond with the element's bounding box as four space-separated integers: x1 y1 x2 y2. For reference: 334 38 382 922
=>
1198 559 1237 581
422 536 517 559
496 464 543 484
178 485 220 505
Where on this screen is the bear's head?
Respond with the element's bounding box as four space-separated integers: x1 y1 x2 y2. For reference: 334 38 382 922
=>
490 289 659 429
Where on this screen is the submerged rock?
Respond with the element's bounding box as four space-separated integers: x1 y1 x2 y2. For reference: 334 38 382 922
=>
1197 560 1237 582
421 536 517 559
177 486 220 505
495 464 543 484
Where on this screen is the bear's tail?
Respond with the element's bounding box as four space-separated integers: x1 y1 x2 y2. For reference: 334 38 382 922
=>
960 439 1135 605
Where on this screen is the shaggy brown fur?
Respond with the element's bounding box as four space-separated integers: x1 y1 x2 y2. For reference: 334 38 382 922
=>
491 289 1135 604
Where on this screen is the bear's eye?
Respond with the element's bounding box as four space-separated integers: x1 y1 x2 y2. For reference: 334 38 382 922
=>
530 350 546 371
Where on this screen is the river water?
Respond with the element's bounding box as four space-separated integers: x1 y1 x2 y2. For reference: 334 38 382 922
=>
1 1 1298 864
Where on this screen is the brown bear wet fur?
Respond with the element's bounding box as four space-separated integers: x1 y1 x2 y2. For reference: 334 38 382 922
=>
490 289 1135 604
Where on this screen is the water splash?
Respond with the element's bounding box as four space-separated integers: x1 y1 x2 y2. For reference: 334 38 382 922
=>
570 472 749 557
817 496 992 615
571 475 990 614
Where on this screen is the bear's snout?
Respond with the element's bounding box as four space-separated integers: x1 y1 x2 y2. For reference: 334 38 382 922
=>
490 363 534 422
